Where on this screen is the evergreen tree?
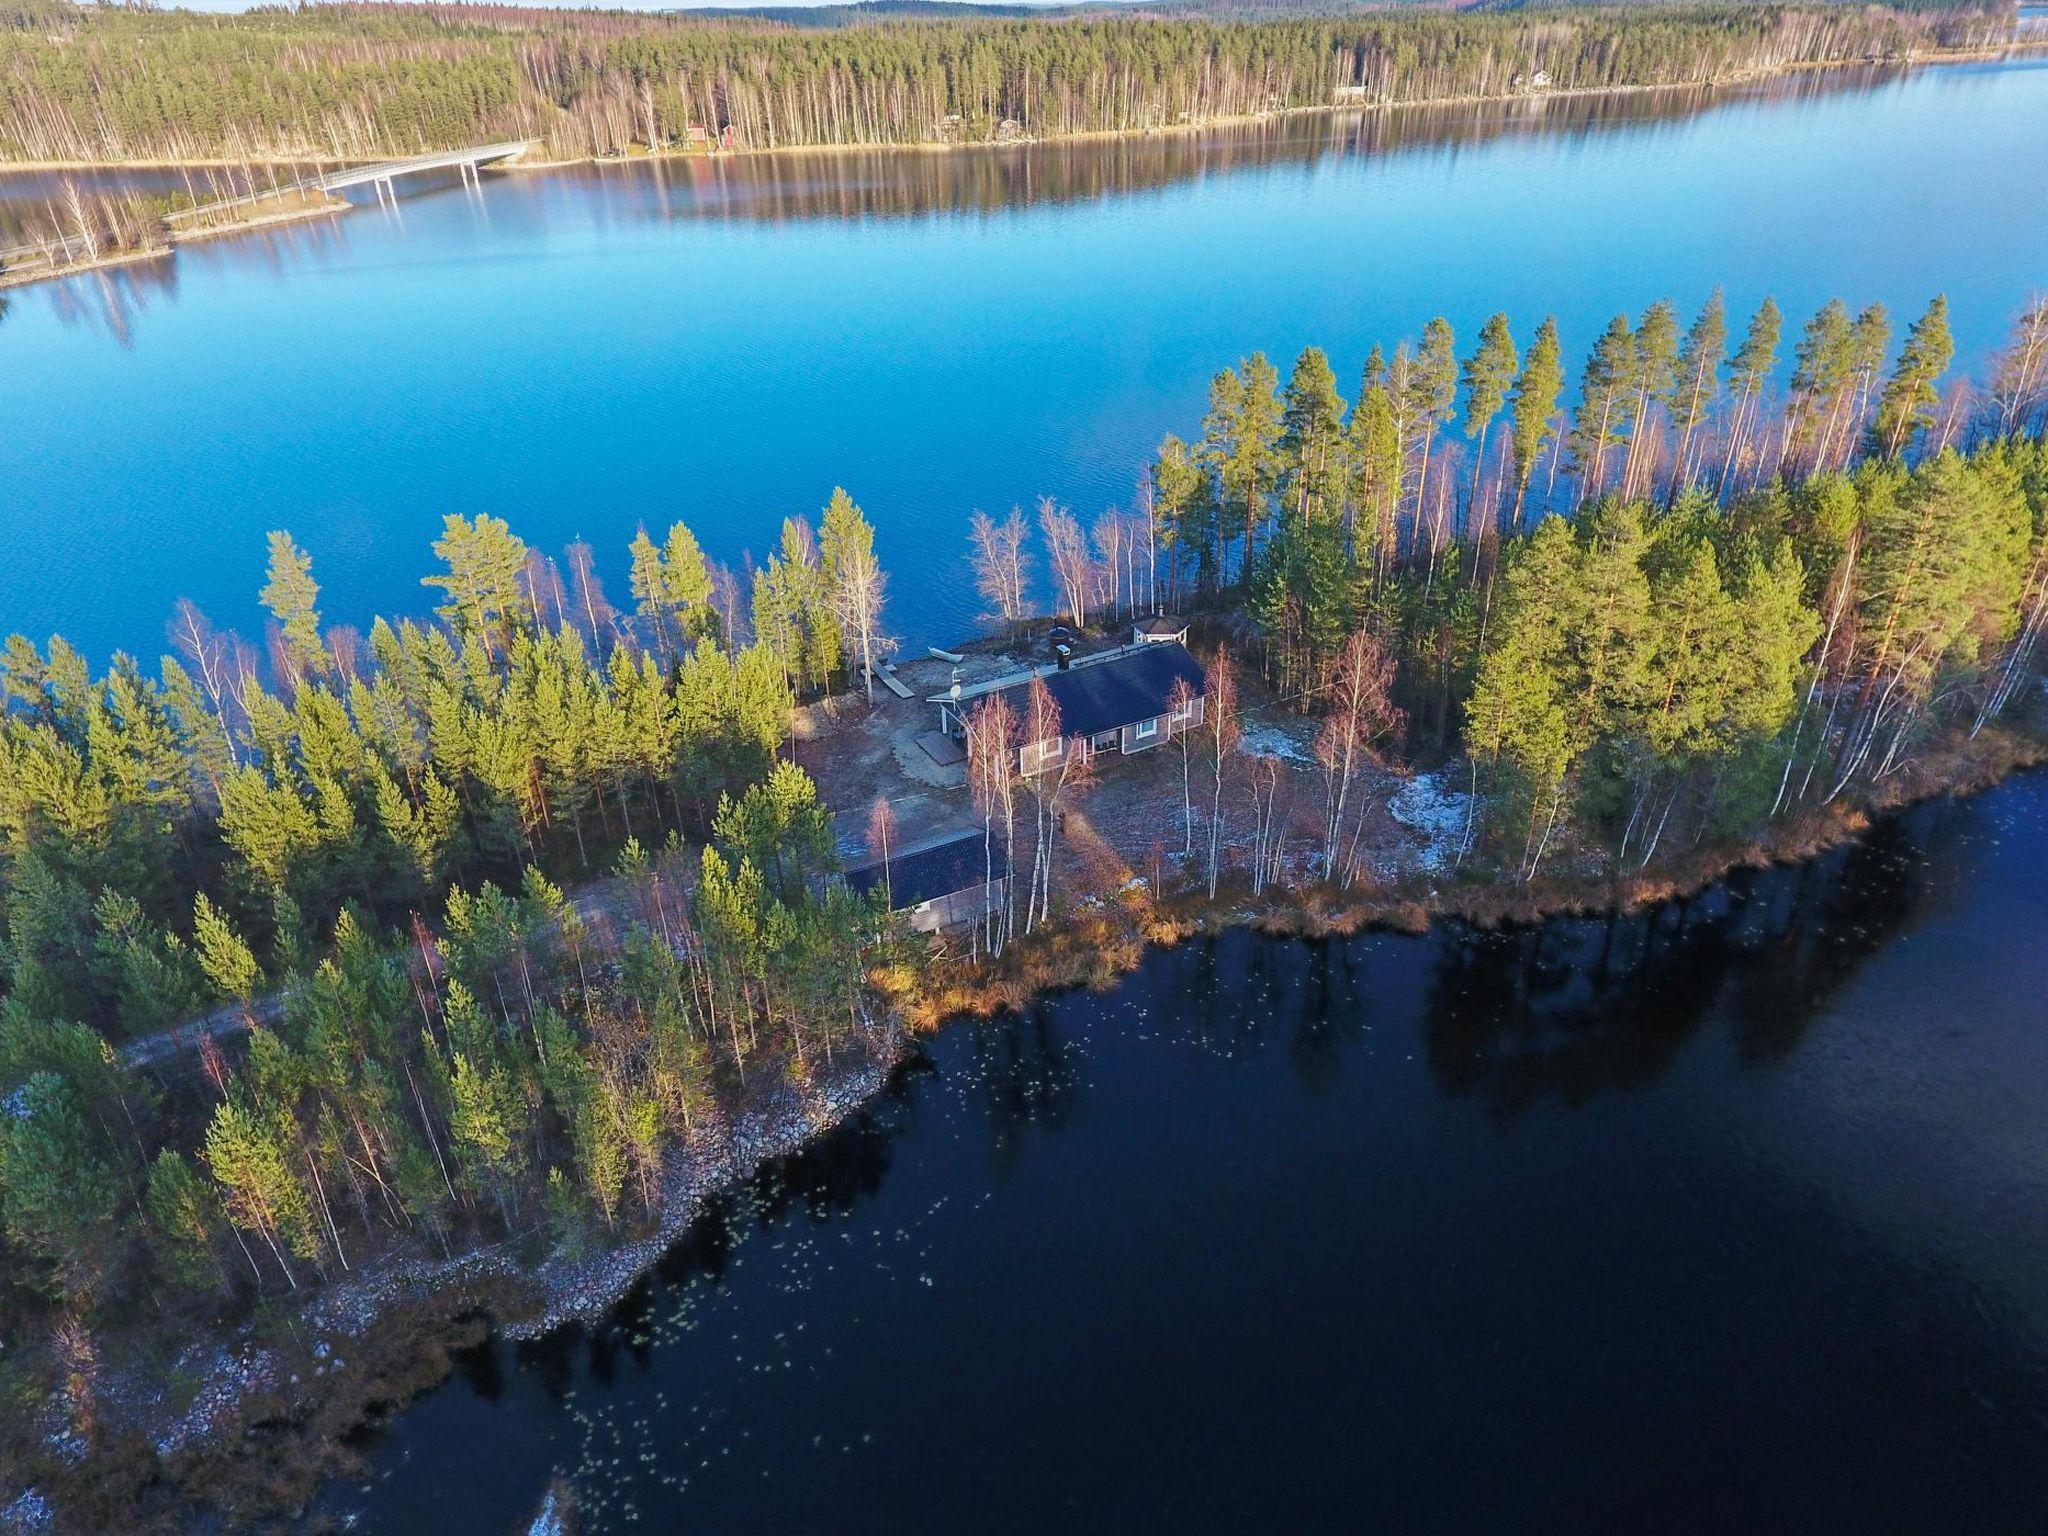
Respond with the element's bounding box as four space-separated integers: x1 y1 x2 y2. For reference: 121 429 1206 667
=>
1460 312 1518 517
1151 434 1216 594
1570 315 1638 499
819 488 888 703
1506 316 1564 528
259 531 325 687
0 1070 126 1302
1621 299 1681 499
1201 354 1283 585
1721 296 1783 490
146 1149 229 1297
1787 299 1857 470
1668 289 1727 492
1407 317 1459 536
1277 347 1349 533
192 892 262 1003
1346 370 1403 571
1874 294 1954 459
424 514 531 657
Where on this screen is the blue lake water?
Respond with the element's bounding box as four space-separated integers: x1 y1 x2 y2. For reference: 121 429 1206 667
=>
4 56 2048 664
338 768 2048 1535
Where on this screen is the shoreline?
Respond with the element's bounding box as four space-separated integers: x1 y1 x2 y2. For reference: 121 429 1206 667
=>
19 722 2038 1535
0 194 344 292
2 39 2035 298
3 37 2039 181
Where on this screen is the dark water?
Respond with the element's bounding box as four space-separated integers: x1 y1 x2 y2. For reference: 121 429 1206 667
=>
5 58 2048 665
337 769 2048 1534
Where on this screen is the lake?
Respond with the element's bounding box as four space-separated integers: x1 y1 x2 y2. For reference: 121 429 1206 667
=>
336 767 2048 1534
4 55 2048 665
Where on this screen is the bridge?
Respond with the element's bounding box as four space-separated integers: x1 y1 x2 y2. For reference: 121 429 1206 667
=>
163 139 538 225
313 139 538 202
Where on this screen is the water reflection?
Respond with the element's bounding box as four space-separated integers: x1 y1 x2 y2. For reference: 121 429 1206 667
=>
472 63 1929 229
1421 808 1952 1117
969 1008 1086 1172
334 775 2048 1536
0 58 1949 341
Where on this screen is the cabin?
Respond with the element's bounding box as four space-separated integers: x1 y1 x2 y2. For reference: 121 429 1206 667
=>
1131 614 1189 645
933 640 1207 776
844 832 1009 934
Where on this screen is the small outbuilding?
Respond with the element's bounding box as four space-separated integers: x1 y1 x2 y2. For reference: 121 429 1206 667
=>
844 832 1008 933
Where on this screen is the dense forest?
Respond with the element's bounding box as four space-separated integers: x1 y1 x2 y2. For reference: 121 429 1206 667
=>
0 495 911 1518
0 1 2015 162
1 280 2045 1523
1126 290 2048 884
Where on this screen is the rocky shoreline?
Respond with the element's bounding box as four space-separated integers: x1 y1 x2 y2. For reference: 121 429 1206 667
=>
8 724 2042 1534
0 1029 906 1535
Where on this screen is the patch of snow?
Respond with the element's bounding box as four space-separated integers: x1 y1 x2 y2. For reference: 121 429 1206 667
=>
1388 770 1471 874
1238 724 1314 764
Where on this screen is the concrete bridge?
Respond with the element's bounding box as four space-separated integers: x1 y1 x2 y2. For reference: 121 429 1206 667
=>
314 139 538 204
163 139 538 224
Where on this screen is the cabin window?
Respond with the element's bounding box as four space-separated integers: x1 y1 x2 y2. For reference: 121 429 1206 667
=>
1134 717 1158 739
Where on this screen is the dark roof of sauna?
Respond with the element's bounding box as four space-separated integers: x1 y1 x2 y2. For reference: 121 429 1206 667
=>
1003 641 1206 740
844 832 1007 910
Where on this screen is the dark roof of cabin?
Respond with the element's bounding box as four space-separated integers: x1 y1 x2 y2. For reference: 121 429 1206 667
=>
1134 614 1186 635
1002 641 1206 740
844 832 1007 910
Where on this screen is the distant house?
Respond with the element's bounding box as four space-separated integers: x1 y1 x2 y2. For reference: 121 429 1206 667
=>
937 640 1207 776
844 832 1008 933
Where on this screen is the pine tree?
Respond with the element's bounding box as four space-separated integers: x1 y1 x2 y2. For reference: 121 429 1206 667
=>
1460 312 1518 518
0 1071 126 1302
819 489 888 703
1874 294 1954 459
1507 316 1564 529
1151 434 1215 594
424 514 531 657
192 892 262 1003
259 531 325 687
1201 354 1283 585
1622 299 1680 500
1277 347 1349 535
202 1094 318 1287
146 1149 229 1297
1570 315 1637 499
1407 317 1459 538
1787 299 1856 470
662 522 717 642
1346 372 1403 572
1721 296 1782 492
1668 289 1727 493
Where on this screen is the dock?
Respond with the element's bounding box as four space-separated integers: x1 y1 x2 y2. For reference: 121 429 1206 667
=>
870 663 916 700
